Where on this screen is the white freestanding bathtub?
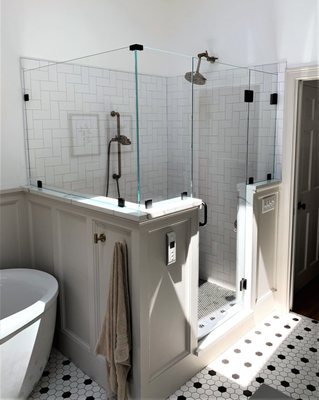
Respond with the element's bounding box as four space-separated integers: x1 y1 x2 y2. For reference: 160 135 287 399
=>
0 269 58 399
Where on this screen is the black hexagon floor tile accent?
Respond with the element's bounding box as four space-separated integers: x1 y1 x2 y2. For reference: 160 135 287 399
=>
291 368 300 374
208 369 216 376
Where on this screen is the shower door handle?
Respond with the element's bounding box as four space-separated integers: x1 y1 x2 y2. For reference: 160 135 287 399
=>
199 202 207 227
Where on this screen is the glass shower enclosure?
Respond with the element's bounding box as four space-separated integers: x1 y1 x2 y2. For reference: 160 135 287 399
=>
22 45 193 206
21 45 278 340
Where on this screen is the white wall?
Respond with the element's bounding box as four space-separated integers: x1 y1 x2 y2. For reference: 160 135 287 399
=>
1 0 318 190
0 0 173 190
165 0 318 67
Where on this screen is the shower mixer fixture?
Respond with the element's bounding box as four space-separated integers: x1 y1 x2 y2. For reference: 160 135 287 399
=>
105 111 131 198
185 50 218 85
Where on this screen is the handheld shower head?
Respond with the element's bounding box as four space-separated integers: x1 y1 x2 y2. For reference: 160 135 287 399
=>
111 135 131 145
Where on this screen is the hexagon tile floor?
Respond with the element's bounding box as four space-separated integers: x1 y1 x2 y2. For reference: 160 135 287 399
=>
29 312 318 400
169 313 318 400
28 349 106 400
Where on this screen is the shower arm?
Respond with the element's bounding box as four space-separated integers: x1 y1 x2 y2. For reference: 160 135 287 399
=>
196 57 202 74
197 51 218 64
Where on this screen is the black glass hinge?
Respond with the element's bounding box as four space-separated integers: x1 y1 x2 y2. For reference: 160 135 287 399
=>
244 90 254 103
129 44 144 51
145 199 152 209
270 93 278 105
240 278 247 291
24 93 30 101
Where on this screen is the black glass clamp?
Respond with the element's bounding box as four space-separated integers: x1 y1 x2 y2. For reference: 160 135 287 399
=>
129 44 144 51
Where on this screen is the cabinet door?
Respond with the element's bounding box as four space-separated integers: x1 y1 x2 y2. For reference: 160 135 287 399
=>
92 220 131 344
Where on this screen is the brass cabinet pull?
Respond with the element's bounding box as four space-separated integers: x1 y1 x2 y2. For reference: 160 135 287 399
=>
94 233 106 243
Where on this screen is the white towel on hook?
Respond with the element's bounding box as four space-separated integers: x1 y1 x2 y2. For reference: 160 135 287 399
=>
96 241 131 400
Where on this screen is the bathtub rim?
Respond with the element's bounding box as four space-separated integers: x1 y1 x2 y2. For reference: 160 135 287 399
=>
0 268 58 343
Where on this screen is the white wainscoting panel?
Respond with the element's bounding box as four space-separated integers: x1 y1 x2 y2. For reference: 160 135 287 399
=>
56 209 91 349
28 200 54 275
0 192 30 268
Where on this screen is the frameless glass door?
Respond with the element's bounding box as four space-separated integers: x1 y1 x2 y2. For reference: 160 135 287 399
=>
193 62 250 339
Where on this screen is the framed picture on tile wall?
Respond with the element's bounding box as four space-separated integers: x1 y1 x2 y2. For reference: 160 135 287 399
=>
69 114 100 156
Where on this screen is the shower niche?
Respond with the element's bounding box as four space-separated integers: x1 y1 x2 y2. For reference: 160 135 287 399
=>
22 45 279 343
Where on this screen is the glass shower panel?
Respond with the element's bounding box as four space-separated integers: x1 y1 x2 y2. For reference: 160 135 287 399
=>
247 69 278 183
22 47 139 203
135 47 194 204
194 62 249 338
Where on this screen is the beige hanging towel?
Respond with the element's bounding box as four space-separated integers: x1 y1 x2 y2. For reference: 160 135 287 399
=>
96 242 131 400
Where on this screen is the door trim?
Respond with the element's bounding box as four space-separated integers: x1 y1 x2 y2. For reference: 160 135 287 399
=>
276 66 319 313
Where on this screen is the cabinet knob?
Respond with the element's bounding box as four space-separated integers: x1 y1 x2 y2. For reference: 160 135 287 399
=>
94 233 106 243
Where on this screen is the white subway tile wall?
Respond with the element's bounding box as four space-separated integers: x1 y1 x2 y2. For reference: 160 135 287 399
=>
167 76 193 198
23 58 169 203
248 69 278 182
251 62 286 181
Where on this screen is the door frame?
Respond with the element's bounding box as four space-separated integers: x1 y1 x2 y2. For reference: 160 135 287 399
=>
276 66 319 313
